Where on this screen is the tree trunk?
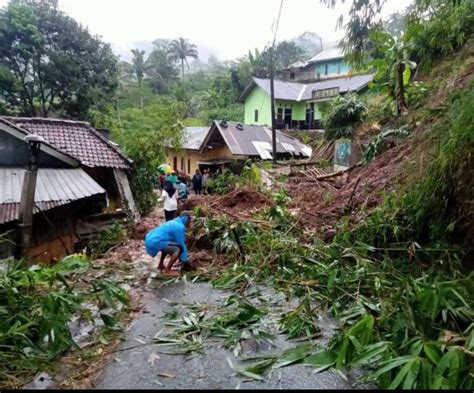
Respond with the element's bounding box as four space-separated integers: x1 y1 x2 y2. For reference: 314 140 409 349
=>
116 100 122 127
181 59 185 79
138 78 143 108
396 62 408 116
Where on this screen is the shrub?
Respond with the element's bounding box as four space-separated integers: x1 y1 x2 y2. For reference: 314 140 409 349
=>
89 221 128 257
323 94 367 140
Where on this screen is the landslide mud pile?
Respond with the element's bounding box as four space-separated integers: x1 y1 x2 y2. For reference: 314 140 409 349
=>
288 140 412 239
177 187 272 220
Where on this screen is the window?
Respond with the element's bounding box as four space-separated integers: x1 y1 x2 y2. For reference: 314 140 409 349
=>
324 64 328 75
188 159 191 174
181 157 184 171
173 156 177 171
254 109 258 122
290 72 295 80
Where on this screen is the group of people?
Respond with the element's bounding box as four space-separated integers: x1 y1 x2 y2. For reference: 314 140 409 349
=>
144 168 215 276
156 168 213 223
191 168 211 195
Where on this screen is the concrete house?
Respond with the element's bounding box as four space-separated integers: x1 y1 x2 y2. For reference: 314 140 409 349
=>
277 48 352 83
241 75 373 130
166 127 212 176
241 48 373 130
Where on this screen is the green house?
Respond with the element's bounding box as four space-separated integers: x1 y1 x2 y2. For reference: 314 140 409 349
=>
240 74 373 130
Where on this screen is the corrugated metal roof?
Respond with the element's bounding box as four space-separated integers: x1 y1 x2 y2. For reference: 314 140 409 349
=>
308 48 344 64
251 74 374 101
0 167 105 224
301 74 374 99
210 122 312 159
253 78 305 101
183 127 210 150
1 117 132 169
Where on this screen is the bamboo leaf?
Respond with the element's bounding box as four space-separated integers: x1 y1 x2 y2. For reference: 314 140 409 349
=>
388 359 413 389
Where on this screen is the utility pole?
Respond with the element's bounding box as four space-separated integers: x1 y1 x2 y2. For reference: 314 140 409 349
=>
15 135 44 260
270 47 277 165
270 0 284 166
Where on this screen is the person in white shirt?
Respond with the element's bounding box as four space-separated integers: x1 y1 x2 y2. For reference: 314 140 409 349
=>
161 180 178 221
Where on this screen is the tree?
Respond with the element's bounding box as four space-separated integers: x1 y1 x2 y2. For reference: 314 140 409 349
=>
111 101 186 214
146 48 179 94
367 30 417 115
0 0 118 119
322 0 386 64
168 37 199 79
130 49 147 108
275 41 307 70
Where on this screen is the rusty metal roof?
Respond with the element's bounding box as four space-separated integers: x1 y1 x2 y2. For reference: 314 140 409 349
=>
2 117 132 169
0 167 105 224
203 122 312 159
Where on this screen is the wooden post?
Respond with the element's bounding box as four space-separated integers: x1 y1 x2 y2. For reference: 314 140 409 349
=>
15 136 43 259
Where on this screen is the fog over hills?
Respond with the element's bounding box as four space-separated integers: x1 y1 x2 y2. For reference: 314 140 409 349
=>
111 31 335 64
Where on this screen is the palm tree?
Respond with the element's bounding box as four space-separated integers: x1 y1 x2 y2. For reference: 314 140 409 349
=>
169 38 198 79
130 49 147 108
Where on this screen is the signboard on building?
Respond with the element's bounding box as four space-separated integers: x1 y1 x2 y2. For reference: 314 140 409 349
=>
312 87 340 100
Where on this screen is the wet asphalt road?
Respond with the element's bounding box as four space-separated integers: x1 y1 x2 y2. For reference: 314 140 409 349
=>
94 281 368 390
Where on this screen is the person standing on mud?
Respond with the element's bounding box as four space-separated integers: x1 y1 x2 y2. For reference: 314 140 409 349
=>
202 169 210 195
192 169 203 195
160 180 178 221
144 211 195 276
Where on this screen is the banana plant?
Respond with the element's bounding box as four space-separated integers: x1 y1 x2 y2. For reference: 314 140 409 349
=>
368 30 417 115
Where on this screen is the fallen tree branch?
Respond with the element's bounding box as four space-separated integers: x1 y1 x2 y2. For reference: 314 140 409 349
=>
314 164 361 181
346 176 362 211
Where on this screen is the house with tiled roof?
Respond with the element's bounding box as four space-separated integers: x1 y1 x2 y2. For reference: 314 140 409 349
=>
1 117 139 221
0 118 109 262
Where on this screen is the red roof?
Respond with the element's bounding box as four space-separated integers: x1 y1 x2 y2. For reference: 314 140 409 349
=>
2 117 131 169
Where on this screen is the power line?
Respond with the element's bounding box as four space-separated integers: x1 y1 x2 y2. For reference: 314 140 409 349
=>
269 0 284 164
272 0 284 48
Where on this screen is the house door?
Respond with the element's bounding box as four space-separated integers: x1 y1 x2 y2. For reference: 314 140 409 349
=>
305 103 315 130
284 108 292 129
173 156 178 171
276 107 284 129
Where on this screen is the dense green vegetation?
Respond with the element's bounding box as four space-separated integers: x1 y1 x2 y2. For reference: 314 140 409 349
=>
0 0 118 119
0 255 129 387
186 80 473 388
175 1 474 389
0 0 472 389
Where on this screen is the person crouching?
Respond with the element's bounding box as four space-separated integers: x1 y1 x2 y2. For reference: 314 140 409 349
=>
144 211 195 276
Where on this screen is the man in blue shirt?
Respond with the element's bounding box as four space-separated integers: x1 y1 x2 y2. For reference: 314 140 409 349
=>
144 211 194 276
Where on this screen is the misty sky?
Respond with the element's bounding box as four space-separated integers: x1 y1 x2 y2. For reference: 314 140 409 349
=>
0 0 413 60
